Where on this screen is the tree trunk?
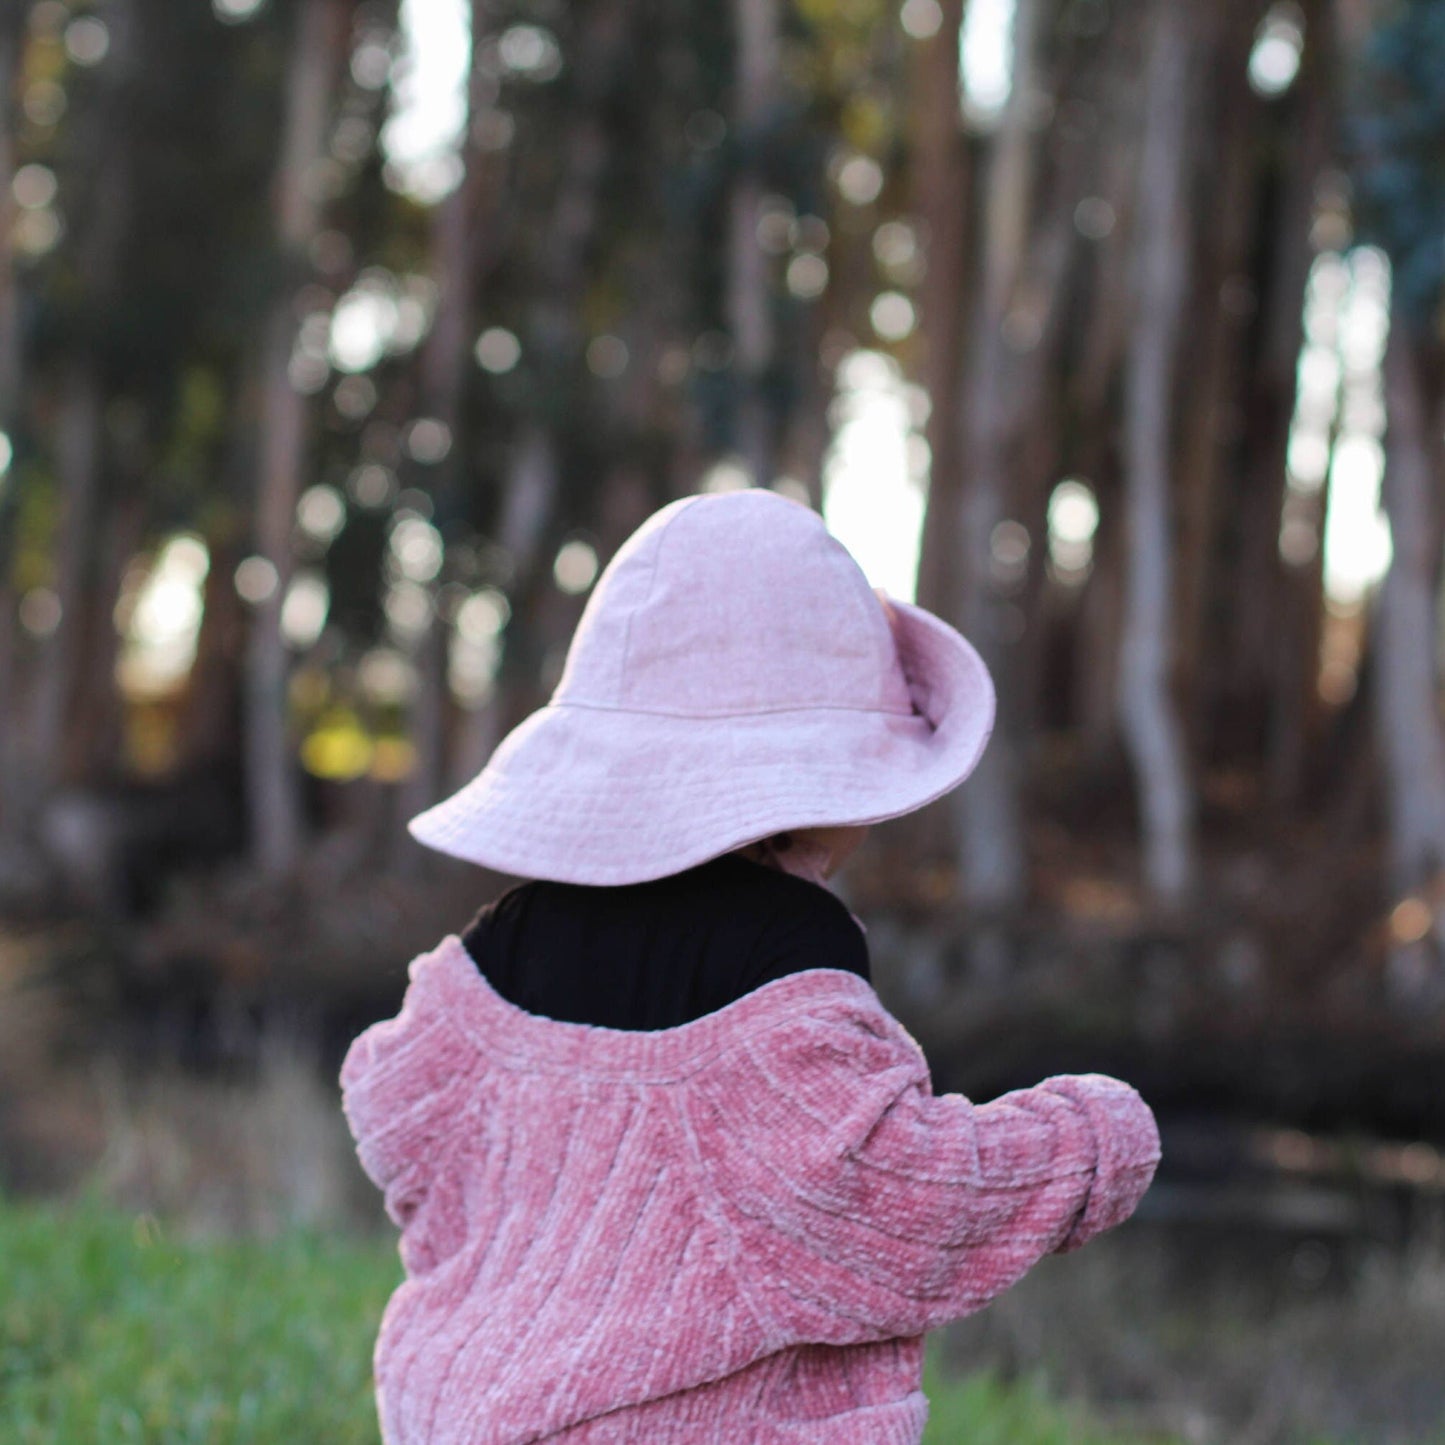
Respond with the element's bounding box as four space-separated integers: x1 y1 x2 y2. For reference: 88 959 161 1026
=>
393 0 509 866
728 0 780 485
74 477 143 779
1223 0 1328 771
948 0 1047 908
1376 323 1445 895
1079 504 1126 759
32 380 105 795
1264 0 1335 802
1174 5 1260 744
244 0 348 878
29 0 140 808
0 9 25 845
176 533 247 774
905 0 969 864
1118 0 1196 905
912 0 968 621
479 0 632 749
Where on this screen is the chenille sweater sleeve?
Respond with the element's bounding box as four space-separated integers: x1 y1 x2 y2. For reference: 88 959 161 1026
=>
340 951 483 1275
694 1007 1160 1343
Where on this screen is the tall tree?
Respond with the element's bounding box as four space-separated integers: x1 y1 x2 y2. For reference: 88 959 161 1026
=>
1173 3 1263 740
948 0 1045 907
0 5 26 848
245 0 350 877
1263 0 1337 804
1118 0 1197 904
1348 0 1445 905
728 0 781 485
395 0 511 854
1376 320 1445 894
488 0 634 725
911 0 969 643
30 0 140 800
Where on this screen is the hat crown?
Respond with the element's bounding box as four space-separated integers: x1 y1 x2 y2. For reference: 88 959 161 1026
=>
554 491 914 717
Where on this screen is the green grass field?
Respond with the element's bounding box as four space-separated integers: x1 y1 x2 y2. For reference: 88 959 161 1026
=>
0 1193 1168 1443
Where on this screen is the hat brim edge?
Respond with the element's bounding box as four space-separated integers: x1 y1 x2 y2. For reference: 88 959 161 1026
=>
406 598 994 884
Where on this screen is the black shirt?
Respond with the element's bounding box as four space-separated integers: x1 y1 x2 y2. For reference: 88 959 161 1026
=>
460 852 870 1031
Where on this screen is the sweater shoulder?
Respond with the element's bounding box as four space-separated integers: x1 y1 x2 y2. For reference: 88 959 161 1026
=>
340 939 478 1089
706 980 928 1097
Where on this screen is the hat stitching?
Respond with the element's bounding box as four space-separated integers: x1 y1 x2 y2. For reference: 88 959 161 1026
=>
614 494 702 709
547 698 920 721
406 500 996 883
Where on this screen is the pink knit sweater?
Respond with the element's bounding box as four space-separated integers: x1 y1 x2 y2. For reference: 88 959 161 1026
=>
341 935 1160 1444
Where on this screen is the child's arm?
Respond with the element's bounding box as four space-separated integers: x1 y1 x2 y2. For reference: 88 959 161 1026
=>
340 948 483 1274
695 1010 1159 1342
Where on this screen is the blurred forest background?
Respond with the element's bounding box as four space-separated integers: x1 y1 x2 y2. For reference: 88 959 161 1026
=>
4 0 1445 1437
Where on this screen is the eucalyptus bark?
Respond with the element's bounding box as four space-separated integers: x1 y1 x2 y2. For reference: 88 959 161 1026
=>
728 0 781 485
903 0 969 863
949 0 1047 907
1376 324 1445 894
1174 6 1260 739
1264 0 1335 802
483 0 632 743
1118 0 1196 904
244 0 348 877
30 1 136 799
0 10 24 843
912 0 969 625
394 0 509 860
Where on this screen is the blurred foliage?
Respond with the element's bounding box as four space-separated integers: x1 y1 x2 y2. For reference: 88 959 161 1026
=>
0 0 1442 997
1349 0 1445 327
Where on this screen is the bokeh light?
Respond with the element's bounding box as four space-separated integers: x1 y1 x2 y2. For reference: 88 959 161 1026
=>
498 25 562 80
390 516 445 583
786 254 829 300
836 154 884 207
64 17 110 66
962 0 1016 127
475 327 521 374
213 0 266 23
234 555 279 605
19 587 62 638
404 418 452 465
116 535 211 698
297 485 346 545
900 0 944 40
280 572 330 649
553 539 599 595
1249 4 1304 97
348 464 398 510
870 292 917 342
1047 478 1099 581
13 165 58 210
383 0 470 203
822 351 926 602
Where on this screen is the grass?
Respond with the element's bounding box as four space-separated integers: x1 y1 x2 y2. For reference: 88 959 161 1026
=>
0 1192 1177 1444
921 1367 1175 1444
1 1195 394 1443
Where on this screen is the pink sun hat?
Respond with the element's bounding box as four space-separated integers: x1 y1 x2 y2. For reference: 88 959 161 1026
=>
407 489 995 884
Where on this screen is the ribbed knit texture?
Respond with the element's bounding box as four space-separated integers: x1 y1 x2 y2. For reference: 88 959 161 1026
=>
341 936 1161 1444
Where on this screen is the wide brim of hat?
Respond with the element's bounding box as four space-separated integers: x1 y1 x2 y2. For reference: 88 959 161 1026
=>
407 599 994 885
